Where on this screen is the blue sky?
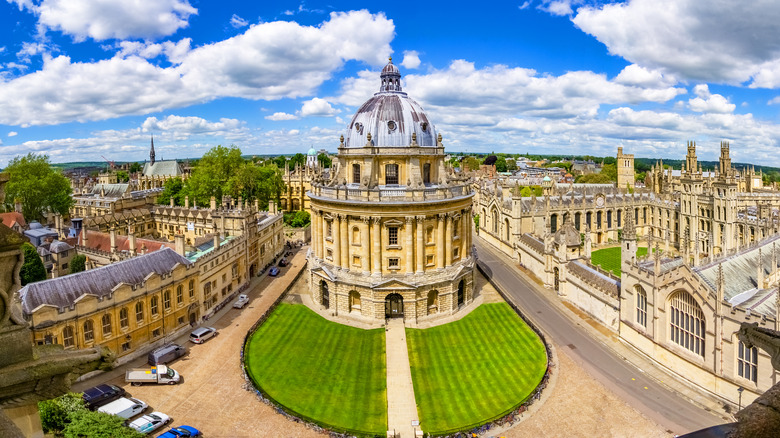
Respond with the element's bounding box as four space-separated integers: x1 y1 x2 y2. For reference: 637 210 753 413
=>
3 0 780 166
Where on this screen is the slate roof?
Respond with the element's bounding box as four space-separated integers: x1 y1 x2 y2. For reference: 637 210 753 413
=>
19 247 191 314
90 183 131 198
142 160 183 177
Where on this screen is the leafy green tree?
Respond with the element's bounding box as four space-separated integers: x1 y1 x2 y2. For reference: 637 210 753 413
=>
317 153 332 168
462 157 481 172
575 173 613 184
495 156 508 172
284 210 311 227
519 186 532 197
69 254 87 274
20 242 46 285
39 392 87 434
115 170 129 182
473 214 480 231
506 159 517 171
289 153 306 169
4 153 73 221
272 155 287 169
182 145 245 206
600 163 618 181
63 410 144 438
128 162 143 173
158 177 185 205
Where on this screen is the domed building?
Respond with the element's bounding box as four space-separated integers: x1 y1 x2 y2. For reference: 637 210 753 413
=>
308 59 475 321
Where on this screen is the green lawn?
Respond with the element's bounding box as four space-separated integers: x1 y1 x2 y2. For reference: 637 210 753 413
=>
244 303 387 435
591 246 650 276
406 303 547 435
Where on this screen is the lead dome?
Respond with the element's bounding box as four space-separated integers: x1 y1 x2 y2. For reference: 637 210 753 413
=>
344 58 437 148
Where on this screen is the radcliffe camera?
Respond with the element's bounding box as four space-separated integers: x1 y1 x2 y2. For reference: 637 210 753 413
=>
1 2 779 438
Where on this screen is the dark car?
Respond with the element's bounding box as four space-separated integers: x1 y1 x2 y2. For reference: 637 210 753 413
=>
278 258 288 267
82 383 126 410
269 266 280 276
158 425 201 438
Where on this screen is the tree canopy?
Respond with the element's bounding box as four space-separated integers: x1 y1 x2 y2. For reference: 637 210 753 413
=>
21 242 46 285
317 153 332 168
157 177 185 206
4 153 73 221
283 210 311 228
70 254 87 274
63 410 144 438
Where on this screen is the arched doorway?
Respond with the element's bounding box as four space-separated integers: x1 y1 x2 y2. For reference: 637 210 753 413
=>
249 263 256 278
321 280 329 309
349 291 361 313
457 280 465 306
385 293 404 318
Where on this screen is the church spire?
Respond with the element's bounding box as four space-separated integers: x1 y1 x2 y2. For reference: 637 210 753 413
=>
150 134 156 165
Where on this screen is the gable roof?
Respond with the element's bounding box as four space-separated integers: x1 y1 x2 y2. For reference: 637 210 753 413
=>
0 212 26 229
19 247 191 314
78 229 174 254
90 183 131 198
142 160 183 177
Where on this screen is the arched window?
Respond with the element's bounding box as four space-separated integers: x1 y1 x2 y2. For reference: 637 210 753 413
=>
550 214 557 233
321 280 329 308
635 286 647 328
423 163 431 184
163 290 171 310
353 163 361 184
669 291 705 356
101 314 112 336
135 302 144 322
492 209 499 234
177 285 183 304
119 307 129 329
151 296 159 316
505 219 510 241
189 279 195 298
352 226 360 243
737 341 758 383
63 326 74 348
385 164 399 185
83 320 94 343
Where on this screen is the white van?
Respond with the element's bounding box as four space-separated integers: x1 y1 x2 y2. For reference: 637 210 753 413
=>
97 396 148 419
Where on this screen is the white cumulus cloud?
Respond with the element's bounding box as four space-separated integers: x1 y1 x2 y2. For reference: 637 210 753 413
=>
300 98 338 117
401 50 421 69
8 131 18 137
687 84 735 113
230 14 249 28
265 112 298 121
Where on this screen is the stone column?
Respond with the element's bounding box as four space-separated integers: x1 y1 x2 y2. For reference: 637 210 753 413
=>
316 211 324 259
445 214 453 266
361 216 370 273
311 210 319 258
416 216 424 273
340 215 349 269
372 217 382 274
437 214 445 269
405 217 414 273
334 215 341 268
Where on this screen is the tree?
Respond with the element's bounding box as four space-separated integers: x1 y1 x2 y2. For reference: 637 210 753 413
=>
284 210 311 227
473 214 480 232
575 173 613 184
128 162 143 173
289 153 306 170
600 163 618 182
63 410 144 438
70 254 87 274
20 242 46 285
519 186 532 197
39 392 87 434
462 157 481 172
115 170 129 182
506 158 517 171
182 145 245 206
317 153 332 168
272 155 287 169
158 177 185 205
4 153 73 221
495 156 508 172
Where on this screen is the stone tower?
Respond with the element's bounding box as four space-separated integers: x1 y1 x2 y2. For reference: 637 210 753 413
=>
712 141 738 254
616 147 635 192
621 206 638 267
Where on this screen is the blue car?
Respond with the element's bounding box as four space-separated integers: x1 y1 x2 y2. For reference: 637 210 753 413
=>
158 425 200 438
269 266 280 276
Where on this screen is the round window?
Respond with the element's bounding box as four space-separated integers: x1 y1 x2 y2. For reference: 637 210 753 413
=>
387 120 396 131
354 122 363 134
421 122 428 132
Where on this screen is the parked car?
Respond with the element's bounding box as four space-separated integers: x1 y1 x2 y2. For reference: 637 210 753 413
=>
158 425 201 438
128 412 170 434
278 258 288 267
269 267 280 276
189 327 217 344
125 365 181 386
97 396 147 419
148 343 187 365
233 294 249 309
82 383 126 410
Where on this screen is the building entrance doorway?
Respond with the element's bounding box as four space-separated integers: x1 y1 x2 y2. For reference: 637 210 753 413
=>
385 293 404 318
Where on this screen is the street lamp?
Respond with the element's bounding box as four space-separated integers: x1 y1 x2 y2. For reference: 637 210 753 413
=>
737 386 744 411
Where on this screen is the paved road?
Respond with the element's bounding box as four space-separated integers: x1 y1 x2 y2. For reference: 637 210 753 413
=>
475 239 723 434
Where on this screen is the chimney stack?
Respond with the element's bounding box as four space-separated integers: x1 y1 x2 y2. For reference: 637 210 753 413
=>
14 198 22 214
175 233 185 256
110 226 117 254
210 196 216 210
170 197 175 207
185 196 189 209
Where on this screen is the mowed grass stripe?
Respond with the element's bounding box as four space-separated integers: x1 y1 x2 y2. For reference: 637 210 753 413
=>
406 303 547 434
591 246 650 277
245 303 387 434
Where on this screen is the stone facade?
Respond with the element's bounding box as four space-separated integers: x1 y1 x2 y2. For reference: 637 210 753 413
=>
307 60 476 322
